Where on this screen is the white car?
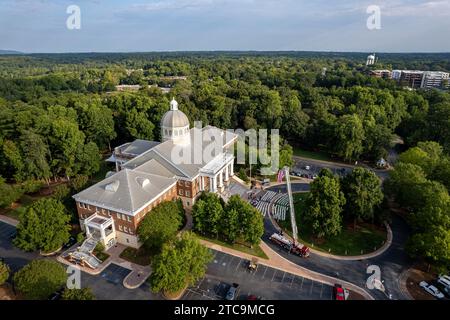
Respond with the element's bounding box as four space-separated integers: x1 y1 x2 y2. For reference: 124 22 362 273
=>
420 281 445 299
440 275 450 284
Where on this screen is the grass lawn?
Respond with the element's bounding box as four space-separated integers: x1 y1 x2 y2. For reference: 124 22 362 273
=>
119 246 154 266
196 234 269 260
278 192 387 256
293 147 332 162
94 249 110 262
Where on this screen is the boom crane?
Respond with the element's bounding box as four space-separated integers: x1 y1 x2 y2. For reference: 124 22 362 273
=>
284 166 298 244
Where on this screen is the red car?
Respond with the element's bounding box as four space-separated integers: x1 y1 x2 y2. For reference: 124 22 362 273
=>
333 284 349 300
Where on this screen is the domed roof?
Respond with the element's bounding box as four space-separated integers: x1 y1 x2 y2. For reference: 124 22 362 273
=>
161 98 190 128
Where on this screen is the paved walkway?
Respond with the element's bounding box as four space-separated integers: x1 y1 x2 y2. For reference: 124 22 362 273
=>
199 239 374 300
57 244 151 289
0 214 18 227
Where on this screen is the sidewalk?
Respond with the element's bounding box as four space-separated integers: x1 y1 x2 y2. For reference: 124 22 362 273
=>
58 243 151 289
0 214 18 227
199 238 374 300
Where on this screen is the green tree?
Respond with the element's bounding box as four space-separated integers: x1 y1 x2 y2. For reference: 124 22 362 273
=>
14 198 71 252
13 260 67 300
19 130 51 181
0 177 23 208
125 109 155 140
342 167 383 224
2 140 24 181
138 200 184 251
61 288 95 300
76 142 101 177
224 195 264 245
305 172 346 238
406 226 450 268
0 261 10 286
333 114 365 161
384 163 428 210
150 232 212 294
192 192 224 237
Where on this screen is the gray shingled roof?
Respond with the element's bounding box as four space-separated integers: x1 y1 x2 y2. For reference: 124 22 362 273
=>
73 169 176 215
119 139 160 156
123 126 237 179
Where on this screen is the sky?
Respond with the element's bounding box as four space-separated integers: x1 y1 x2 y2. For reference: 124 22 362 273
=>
1 0 450 53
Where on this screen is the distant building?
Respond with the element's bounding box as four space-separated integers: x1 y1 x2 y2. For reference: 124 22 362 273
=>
366 54 376 66
399 70 424 89
421 71 450 89
370 70 392 79
391 70 402 80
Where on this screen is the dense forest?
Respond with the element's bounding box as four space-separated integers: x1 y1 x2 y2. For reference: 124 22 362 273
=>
0 52 449 184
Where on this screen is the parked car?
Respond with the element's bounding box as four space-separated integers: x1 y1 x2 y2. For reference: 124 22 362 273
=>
419 281 445 299
437 276 450 289
333 284 349 300
439 275 450 283
305 165 311 170
225 283 239 300
246 294 262 300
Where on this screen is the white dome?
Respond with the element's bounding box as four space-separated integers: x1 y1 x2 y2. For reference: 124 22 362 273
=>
161 98 190 145
161 98 189 128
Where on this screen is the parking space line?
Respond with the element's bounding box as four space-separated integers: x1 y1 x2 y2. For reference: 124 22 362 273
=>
234 258 242 271
310 281 314 295
261 266 268 280
290 275 295 288
300 277 304 290
281 272 286 283
271 269 277 282
319 283 324 298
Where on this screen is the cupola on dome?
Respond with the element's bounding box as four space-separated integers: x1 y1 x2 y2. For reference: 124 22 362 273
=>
161 98 190 145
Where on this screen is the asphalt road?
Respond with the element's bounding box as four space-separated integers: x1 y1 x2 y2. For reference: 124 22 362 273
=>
262 192 413 301
293 157 390 181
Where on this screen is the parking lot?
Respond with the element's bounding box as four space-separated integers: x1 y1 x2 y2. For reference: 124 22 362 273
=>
292 161 351 179
183 250 334 300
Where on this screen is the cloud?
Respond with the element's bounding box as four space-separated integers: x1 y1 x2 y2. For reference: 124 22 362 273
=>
130 0 245 11
381 0 450 17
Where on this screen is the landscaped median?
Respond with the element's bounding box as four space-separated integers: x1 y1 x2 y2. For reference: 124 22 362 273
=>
196 234 268 260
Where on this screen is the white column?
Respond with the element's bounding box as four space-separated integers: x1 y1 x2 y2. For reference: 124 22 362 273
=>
100 228 106 241
218 170 223 188
200 176 204 191
212 176 217 192
230 162 234 176
224 165 229 182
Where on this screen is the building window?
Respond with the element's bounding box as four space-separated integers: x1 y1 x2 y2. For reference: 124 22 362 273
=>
119 225 123 231
186 181 191 187
178 180 184 186
179 189 184 196
127 216 131 222
126 238 129 243
186 191 191 197
78 202 82 208
124 227 128 233
107 210 111 217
